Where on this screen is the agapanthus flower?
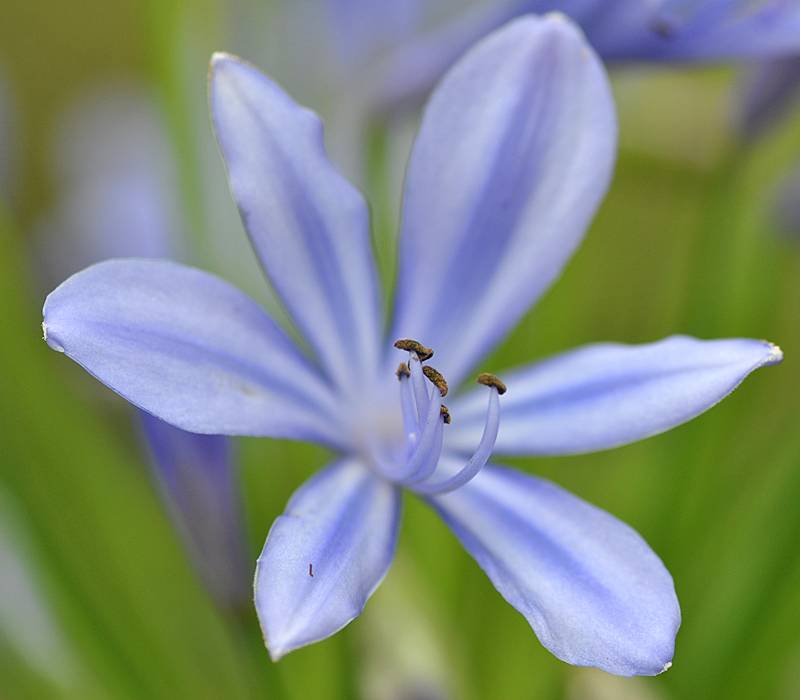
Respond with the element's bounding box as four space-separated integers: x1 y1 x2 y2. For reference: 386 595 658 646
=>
42 16 782 675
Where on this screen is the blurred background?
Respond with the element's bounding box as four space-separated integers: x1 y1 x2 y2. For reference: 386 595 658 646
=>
1 1 799 698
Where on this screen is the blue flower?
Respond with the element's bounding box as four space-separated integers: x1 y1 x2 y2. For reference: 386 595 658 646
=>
42 16 782 675
365 0 800 111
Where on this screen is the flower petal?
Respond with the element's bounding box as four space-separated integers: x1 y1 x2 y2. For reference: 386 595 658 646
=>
391 15 616 386
210 53 384 387
449 336 782 456
43 258 342 446
140 413 249 608
428 464 680 676
255 459 401 660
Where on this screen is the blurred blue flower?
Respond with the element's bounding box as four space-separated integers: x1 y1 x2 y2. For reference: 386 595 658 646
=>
42 16 782 675
35 88 181 286
35 87 249 609
354 0 800 111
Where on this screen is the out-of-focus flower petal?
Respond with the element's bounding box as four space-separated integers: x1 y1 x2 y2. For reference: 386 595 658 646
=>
255 459 401 660
428 465 679 676
210 54 384 388
392 15 616 387
448 336 782 456
373 1 800 112
140 414 249 608
0 490 77 687
736 56 800 141
43 259 342 446
326 0 422 66
35 87 182 287
632 0 800 62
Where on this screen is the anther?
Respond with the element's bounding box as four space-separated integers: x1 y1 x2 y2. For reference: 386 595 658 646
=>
395 362 411 380
422 365 449 397
476 373 507 395
393 338 434 361
440 404 451 424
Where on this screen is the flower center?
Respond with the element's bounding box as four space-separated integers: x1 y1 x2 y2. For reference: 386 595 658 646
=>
361 338 505 495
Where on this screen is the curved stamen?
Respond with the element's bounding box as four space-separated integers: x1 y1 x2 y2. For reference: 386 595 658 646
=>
413 386 500 496
398 367 419 446
395 387 443 481
402 418 444 484
408 354 431 422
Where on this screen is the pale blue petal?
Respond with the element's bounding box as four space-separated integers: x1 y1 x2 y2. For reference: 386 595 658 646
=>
391 15 616 387
448 336 783 456
43 259 343 446
255 459 401 659
210 54 383 388
140 414 249 608
429 464 680 676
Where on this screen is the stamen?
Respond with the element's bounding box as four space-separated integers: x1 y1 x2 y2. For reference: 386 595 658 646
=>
398 367 419 445
408 355 431 423
393 338 434 361
395 362 411 380
413 382 502 495
396 388 444 481
422 365 449 397
439 404 451 424
402 418 444 484
476 372 507 395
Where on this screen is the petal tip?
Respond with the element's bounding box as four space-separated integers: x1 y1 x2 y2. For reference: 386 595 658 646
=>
208 51 251 87
266 642 288 663
764 341 783 365
209 51 241 70
659 661 673 674
41 317 64 353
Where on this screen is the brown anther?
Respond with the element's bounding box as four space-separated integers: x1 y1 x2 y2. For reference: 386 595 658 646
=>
395 362 411 380
393 338 434 361
422 365 449 397
439 405 451 424
477 372 507 395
